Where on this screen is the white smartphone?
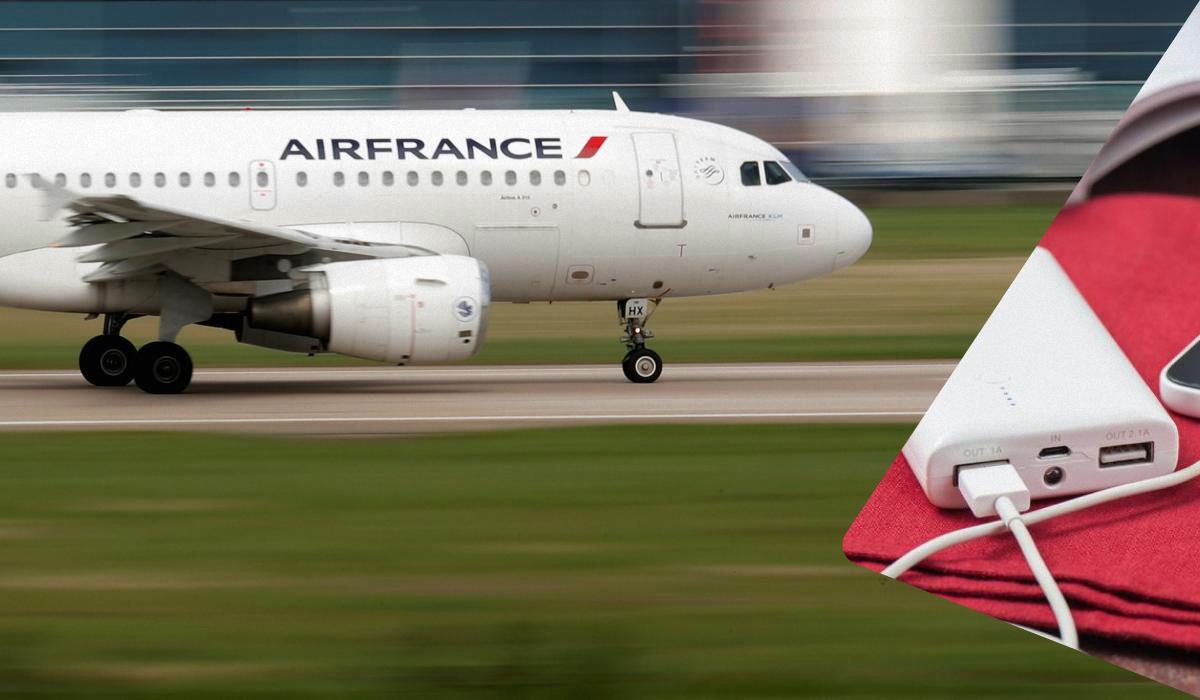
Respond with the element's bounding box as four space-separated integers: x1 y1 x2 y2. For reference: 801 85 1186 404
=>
1160 335 1200 418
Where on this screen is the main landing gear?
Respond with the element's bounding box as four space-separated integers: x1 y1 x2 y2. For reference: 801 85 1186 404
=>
78 313 194 394
619 298 663 384
79 333 137 387
134 341 194 395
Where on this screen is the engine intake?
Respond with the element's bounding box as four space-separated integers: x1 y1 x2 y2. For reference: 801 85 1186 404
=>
248 256 489 364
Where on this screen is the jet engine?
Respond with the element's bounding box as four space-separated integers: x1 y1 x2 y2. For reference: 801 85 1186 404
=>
247 255 489 364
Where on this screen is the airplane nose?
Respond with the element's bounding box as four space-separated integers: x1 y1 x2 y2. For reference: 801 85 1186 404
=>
834 199 873 270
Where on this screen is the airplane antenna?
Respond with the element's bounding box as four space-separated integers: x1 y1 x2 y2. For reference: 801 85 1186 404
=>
612 91 630 113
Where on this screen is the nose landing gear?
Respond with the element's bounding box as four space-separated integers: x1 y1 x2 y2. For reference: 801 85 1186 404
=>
619 298 663 384
623 347 663 384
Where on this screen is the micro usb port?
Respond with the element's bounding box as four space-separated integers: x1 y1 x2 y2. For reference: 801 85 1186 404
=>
1098 442 1154 468
1038 446 1071 460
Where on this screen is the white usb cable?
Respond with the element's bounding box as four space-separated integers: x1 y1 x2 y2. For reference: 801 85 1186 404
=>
992 496 1078 649
933 461 1078 648
884 459 1200 649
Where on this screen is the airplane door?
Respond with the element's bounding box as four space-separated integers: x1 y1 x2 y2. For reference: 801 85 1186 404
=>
632 132 685 229
250 160 276 211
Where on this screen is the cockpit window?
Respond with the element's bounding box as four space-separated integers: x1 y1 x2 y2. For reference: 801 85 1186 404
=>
764 161 791 185
740 161 761 187
782 161 809 183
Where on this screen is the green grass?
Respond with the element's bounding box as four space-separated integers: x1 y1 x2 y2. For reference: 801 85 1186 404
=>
0 425 1168 698
863 205 1058 260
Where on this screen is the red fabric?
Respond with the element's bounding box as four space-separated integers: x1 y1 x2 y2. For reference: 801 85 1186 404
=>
844 193 1200 650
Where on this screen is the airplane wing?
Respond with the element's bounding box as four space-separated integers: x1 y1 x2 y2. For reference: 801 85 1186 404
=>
45 186 434 284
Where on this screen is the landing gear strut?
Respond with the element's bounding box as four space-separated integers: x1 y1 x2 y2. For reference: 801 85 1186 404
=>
619 298 663 384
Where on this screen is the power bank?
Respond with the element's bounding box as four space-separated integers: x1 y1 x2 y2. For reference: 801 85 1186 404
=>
903 247 1179 510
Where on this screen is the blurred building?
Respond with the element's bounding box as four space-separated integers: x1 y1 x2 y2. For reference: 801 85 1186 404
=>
0 0 1194 185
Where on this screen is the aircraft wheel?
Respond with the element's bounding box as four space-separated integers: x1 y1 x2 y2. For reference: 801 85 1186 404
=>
79 335 137 387
134 342 193 395
622 348 663 384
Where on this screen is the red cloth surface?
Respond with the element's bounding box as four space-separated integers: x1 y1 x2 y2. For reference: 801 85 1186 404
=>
843 193 1200 650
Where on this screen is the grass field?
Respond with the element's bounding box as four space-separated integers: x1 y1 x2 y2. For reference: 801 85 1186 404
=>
0 424 1168 698
856 204 1054 260
0 205 1056 368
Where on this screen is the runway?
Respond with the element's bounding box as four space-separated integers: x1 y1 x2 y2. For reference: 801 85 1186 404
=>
0 362 952 434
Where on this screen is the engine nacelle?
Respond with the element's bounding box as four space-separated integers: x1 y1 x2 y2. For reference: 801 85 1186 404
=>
248 256 489 364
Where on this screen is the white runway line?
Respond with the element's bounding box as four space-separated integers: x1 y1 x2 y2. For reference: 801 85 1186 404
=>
0 411 926 429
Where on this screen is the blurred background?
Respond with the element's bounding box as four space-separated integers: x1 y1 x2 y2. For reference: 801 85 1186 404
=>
0 0 1192 190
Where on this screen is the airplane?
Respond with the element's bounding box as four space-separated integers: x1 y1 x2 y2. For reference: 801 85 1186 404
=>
0 93 872 394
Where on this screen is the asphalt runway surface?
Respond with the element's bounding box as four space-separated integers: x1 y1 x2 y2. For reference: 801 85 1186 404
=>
0 362 951 434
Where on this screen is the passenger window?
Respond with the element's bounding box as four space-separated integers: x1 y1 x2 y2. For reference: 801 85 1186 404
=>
203 172 215 187
333 172 345 187
105 173 116 188
256 171 269 187
382 171 394 186
764 161 791 185
407 171 419 186
4 174 14 188
29 174 43 189
129 173 141 188
480 170 493 186
740 162 761 187
80 173 92 188
456 171 468 186
578 170 591 186
432 171 444 186
229 172 240 187
530 170 541 186
357 171 369 187
554 170 566 186
54 173 66 187
296 171 307 187
154 172 166 187
505 170 517 186
179 172 191 187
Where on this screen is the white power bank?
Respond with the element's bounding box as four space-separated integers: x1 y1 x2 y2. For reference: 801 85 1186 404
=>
903 247 1179 509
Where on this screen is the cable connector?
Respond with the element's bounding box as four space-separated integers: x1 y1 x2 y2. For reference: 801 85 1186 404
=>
957 461 1031 518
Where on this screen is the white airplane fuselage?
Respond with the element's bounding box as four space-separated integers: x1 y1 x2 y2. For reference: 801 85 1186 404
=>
0 108 871 309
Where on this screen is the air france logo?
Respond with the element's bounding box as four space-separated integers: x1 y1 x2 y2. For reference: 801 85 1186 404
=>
281 136 607 161
454 297 477 322
575 136 607 159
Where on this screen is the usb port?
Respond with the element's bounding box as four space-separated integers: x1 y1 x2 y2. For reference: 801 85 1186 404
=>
1098 442 1154 468
1038 446 1071 460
